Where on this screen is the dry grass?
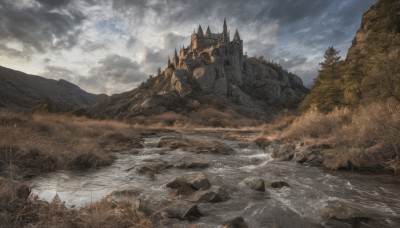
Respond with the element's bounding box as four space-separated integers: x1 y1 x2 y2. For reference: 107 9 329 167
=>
130 107 263 129
0 111 145 178
0 178 152 228
266 101 400 172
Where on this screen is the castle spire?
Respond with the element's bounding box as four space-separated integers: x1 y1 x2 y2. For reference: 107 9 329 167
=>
223 18 228 35
167 56 171 65
233 28 241 41
197 24 204 36
222 18 229 42
206 26 211 37
174 48 178 59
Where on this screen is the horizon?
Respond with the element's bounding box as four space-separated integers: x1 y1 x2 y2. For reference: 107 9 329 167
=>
0 0 374 95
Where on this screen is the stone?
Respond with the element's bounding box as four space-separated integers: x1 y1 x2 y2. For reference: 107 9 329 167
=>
270 181 290 188
244 177 265 192
189 173 211 190
163 201 203 220
322 201 371 226
175 159 210 169
187 186 230 203
222 217 249 228
166 173 211 196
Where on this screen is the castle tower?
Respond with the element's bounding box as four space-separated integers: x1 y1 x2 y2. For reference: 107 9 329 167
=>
222 18 230 43
197 24 204 37
205 26 211 37
233 29 241 41
173 48 179 67
167 56 171 66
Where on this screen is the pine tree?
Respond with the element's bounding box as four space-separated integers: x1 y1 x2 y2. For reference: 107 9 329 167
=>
300 47 344 112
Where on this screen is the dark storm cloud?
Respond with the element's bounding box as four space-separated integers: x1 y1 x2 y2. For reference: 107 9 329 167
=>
36 0 72 9
0 0 85 54
77 54 147 94
89 54 144 83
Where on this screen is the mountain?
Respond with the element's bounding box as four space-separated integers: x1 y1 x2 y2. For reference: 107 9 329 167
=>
0 66 106 112
300 0 400 112
88 20 308 124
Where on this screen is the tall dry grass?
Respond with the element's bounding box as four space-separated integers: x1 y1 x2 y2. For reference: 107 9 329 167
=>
268 101 400 172
0 111 145 178
0 178 152 228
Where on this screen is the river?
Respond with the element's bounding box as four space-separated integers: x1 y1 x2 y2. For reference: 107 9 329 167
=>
27 131 400 227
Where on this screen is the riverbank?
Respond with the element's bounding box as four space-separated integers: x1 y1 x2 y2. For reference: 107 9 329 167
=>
257 102 400 173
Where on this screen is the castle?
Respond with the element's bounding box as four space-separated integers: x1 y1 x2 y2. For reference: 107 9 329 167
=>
167 19 245 86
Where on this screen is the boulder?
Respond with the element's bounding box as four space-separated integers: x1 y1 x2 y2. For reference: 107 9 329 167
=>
175 158 210 169
166 173 211 195
136 160 172 174
244 177 265 192
163 201 202 220
187 186 230 203
322 201 371 226
270 181 290 188
222 217 249 228
190 173 211 190
292 148 323 166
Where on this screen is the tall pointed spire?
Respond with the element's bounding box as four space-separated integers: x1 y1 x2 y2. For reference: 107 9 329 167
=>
223 18 228 34
233 28 241 41
174 48 178 59
197 24 204 36
167 56 171 65
222 18 229 42
206 26 211 37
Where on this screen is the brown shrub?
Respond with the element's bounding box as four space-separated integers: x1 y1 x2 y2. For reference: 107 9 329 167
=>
271 101 400 171
0 178 151 227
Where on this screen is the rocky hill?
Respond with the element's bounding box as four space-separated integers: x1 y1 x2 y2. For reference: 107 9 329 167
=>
300 0 400 112
88 20 307 124
0 66 106 112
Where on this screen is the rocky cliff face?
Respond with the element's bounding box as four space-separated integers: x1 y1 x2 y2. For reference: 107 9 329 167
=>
346 0 400 60
88 56 307 122
0 66 106 111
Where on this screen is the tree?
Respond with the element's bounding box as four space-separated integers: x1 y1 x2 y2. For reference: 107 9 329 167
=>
300 47 344 112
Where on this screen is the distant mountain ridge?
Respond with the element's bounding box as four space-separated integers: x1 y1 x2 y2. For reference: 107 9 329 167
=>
0 65 106 111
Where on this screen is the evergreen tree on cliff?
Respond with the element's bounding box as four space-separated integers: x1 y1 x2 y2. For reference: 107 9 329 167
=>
301 47 343 112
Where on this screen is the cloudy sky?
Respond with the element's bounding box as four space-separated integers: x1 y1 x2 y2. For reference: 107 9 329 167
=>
0 0 375 95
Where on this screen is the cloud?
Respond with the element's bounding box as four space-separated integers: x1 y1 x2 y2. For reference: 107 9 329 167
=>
0 0 376 94
81 41 108 52
0 44 30 60
0 0 85 54
78 54 147 94
41 65 76 81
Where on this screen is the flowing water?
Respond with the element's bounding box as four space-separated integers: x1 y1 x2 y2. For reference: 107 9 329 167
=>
27 133 400 227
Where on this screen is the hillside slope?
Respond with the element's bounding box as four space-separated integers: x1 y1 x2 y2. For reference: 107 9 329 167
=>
0 66 106 111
